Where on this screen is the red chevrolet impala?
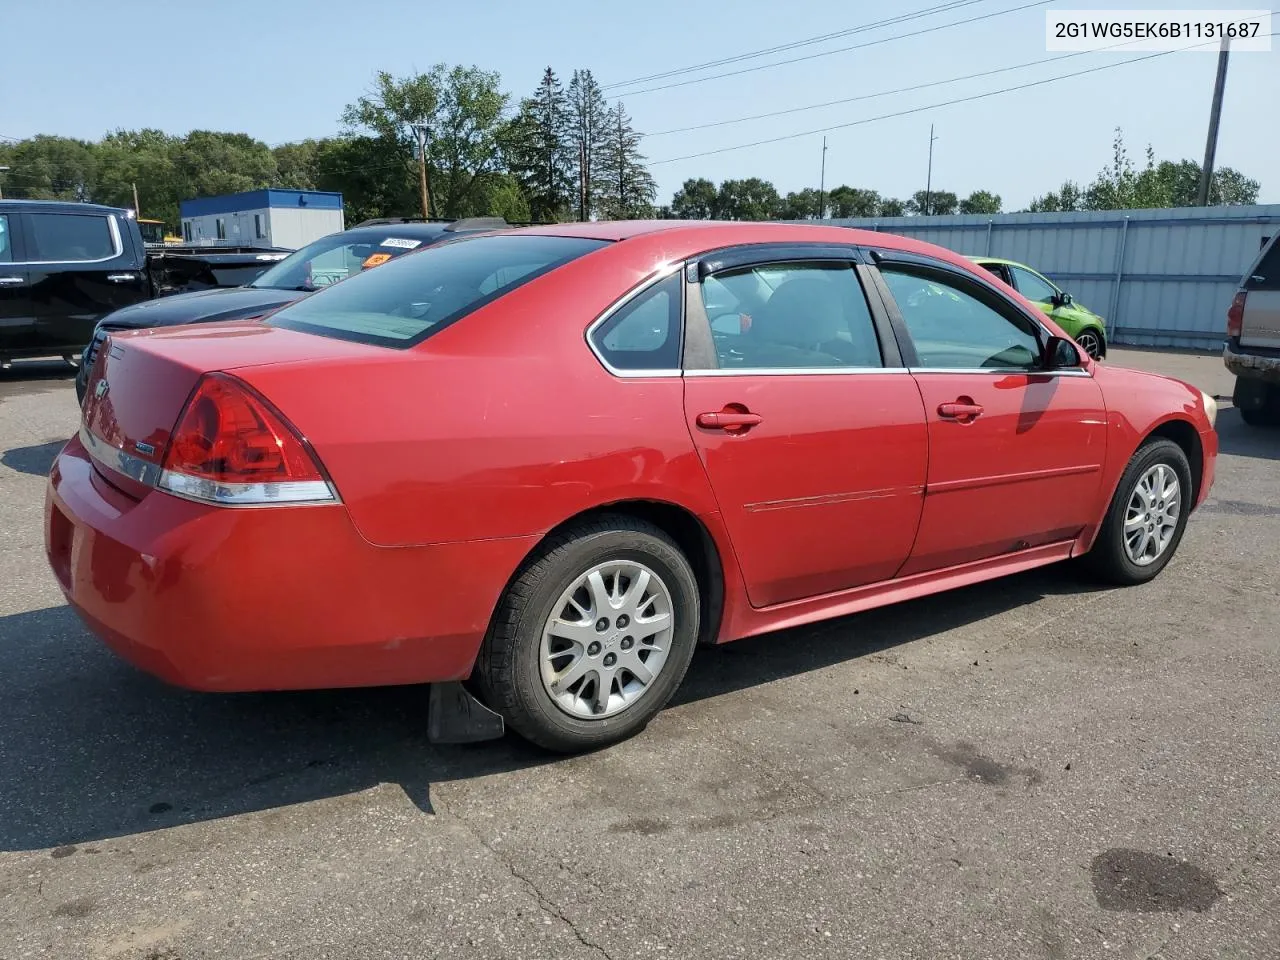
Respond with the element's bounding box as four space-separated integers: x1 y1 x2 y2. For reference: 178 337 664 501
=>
46 221 1218 752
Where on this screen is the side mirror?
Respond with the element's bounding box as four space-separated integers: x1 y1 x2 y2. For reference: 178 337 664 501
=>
1045 335 1082 370
1052 290 1073 308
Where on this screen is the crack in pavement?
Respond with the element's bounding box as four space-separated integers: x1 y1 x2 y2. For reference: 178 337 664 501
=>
433 797 614 960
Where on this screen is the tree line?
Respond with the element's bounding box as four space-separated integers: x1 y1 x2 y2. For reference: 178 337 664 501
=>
0 66 1263 228
0 64 656 228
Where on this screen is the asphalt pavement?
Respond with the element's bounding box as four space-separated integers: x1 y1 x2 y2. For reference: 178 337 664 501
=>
0 349 1276 960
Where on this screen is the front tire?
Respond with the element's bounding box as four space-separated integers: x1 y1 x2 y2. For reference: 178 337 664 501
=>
1234 377 1280 427
1075 328 1105 360
1083 439 1193 586
475 515 700 753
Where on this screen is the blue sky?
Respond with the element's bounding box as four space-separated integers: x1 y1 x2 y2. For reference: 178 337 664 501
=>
3 0 1275 209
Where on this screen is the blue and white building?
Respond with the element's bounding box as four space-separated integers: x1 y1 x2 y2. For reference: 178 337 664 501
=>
179 189 344 250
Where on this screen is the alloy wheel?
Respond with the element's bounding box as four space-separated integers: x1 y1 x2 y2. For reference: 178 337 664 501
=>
1123 463 1182 566
1076 330 1103 359
539 560 675 720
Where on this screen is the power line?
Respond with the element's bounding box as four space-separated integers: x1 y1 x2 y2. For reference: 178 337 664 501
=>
603 0 986 90
650 35 1261 166
610 0 1054 97
644 43 1122 139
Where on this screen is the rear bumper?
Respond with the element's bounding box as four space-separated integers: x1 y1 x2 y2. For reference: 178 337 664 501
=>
45 435 536 692
1224 341 1280 383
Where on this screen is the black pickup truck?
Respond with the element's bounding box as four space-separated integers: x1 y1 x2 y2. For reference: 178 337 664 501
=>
0 199 285 369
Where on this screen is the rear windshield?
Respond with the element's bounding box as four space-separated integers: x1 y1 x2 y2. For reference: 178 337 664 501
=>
267 234 609 347
1245 234 1280 291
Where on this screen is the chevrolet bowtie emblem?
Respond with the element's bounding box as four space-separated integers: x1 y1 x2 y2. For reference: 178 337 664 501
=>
94 379 109 399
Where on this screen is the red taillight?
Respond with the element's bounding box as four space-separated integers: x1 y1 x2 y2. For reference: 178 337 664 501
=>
158 373 334 505
1227 291 1247 338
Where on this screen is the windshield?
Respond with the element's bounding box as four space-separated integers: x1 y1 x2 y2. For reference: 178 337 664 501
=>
250 230 445 292
268 234 609 348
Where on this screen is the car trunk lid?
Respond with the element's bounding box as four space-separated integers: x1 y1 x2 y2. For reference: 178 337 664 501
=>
80 321 390 499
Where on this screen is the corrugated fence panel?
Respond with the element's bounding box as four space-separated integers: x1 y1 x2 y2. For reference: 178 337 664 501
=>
826 205 1280 350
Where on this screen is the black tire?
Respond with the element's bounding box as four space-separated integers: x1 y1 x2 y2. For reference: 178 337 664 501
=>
475 515 700 753
1233 378 1280 427
1083 438 1193 586
1076 328 1105 360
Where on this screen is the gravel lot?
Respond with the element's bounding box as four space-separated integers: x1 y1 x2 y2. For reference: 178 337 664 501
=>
1 348 1276 960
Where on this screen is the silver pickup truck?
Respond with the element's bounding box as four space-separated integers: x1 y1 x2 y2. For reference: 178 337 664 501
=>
1225 233 1280 427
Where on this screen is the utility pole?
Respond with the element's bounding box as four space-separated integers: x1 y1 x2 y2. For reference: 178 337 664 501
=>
1197 35 1231 207
618 108 626 217
132 182 141 216
0 165 8 200
818 136 828 219
924 124 938 216
412 124 432 219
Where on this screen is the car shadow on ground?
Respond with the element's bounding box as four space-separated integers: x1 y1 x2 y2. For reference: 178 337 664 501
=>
1215 408 1280 461
0 359 77 388
0 564 1108 853
1 440 68 477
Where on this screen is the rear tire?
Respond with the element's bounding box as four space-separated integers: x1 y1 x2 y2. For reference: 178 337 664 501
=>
475 515 700 753
1083 439 1193 586
1233 377 1280 427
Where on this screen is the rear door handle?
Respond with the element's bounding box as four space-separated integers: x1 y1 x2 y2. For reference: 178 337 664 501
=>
0 276 25 286
938 401 985 421
696 411 763 431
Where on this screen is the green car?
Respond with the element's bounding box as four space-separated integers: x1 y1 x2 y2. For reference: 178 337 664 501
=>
969 256 1108 359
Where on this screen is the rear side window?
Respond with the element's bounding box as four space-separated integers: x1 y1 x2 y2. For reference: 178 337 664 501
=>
701 262 883 369
268 234 609 347
591 273 682 371
1246 235 1280 290
0 215 11 263
27 213 117 262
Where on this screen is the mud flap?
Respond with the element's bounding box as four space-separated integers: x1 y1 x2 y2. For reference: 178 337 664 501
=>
427 682 505 744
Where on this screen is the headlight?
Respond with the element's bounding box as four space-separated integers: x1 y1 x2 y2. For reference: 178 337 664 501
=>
1200 389 1218 428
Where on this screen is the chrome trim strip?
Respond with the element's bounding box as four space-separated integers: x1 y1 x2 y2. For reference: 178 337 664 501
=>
14 214 125 266
907 367 1093 377
158 471 338 506
79 424 161 486
684 366 907 377
585 262 684 379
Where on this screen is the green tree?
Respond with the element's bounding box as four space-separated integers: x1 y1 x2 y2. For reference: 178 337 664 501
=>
274 139 326 190
907 189 957 216
716 178 782 220
596 102 656 220
670 178 718 219
878 197 907 217
2 135 99 201
428 65 511 217
343 68 442 217
1028 180 1085 212
504 67 573 222
316 135 415 224
959 190 1002 214
826 186 880 218
782 187 823 220
566 69 610 220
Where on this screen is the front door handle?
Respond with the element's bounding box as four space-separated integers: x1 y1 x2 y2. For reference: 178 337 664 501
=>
107 273 139 283
938 400 985 421
0 276 25 286
696 409 763 432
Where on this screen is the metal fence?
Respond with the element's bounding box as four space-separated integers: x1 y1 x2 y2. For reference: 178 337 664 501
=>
828 205 1280 350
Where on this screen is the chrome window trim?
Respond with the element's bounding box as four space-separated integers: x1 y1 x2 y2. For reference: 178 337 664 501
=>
683 366 909 378
585 262 685 379
15 213 124 265
907 367 1093 377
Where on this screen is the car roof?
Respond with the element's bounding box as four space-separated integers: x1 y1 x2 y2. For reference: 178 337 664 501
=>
968 255 1028 268
0 198 130 216
508 219 929 250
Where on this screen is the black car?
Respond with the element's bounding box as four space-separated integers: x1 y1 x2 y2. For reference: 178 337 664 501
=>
1 200 152 368
75 216 512 402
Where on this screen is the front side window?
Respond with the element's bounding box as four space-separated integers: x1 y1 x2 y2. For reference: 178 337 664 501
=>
1009 265 1059 305
591 272 681 371
269 234 609 348
881 267 1042 370
700 261 883 369
0 215 11 263
26 213 116 262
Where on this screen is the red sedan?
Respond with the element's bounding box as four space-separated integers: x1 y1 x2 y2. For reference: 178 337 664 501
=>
46 221 1218 752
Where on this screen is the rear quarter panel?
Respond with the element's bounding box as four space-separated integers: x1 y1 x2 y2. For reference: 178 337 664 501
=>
233 242 723 548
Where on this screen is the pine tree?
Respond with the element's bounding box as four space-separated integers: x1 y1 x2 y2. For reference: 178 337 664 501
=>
597 102 656 220
504 67 572 222
566 69 610 221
